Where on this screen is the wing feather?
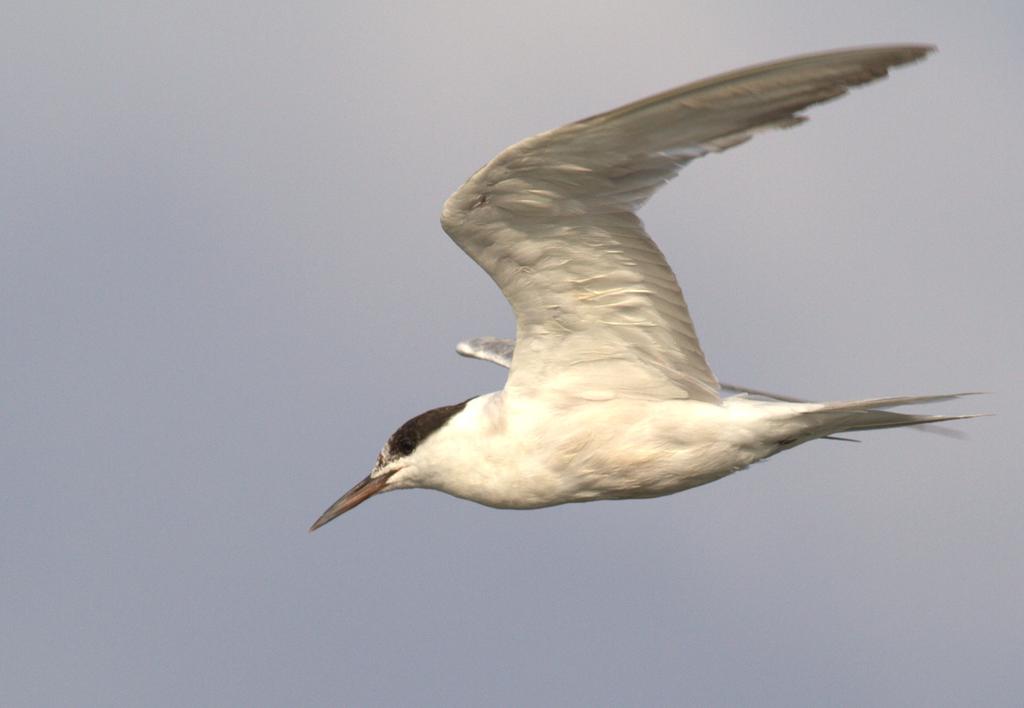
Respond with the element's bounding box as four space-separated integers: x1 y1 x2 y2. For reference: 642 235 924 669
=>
441 45 933 403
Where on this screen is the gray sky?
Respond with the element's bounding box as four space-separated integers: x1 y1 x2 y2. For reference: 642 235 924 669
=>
3 2 1022 706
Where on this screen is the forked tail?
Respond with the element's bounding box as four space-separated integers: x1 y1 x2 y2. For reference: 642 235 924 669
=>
792 393 985 440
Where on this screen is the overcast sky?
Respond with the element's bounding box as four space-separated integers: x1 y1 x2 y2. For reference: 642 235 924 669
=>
3 2 1022 706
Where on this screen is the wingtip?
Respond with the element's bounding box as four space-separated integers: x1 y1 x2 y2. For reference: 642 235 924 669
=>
856 42 936 56
891 43 937 66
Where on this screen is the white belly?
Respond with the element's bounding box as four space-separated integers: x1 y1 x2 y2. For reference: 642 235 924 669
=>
419 394 777 509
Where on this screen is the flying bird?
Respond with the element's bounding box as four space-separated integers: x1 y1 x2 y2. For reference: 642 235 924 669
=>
311 45 979 531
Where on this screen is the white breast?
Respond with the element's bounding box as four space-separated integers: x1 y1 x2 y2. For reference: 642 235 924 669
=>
408 393 784 509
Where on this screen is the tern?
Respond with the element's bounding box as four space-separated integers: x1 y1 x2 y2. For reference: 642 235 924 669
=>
311 45 979 531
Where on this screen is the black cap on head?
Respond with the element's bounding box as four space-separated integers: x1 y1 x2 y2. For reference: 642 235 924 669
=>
309 397 476 531
385 398 472 459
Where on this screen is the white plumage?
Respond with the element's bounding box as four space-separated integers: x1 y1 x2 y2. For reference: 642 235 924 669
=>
311 45 979 531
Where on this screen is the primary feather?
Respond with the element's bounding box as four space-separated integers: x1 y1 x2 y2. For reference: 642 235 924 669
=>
441 45 933 405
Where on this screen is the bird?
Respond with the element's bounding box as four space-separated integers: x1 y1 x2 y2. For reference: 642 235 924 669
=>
310 44 980 532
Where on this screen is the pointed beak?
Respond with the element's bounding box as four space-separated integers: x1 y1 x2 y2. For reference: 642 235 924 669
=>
309 470 396 532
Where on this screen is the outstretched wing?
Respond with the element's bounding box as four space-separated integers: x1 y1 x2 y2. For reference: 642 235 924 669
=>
441 45 933 404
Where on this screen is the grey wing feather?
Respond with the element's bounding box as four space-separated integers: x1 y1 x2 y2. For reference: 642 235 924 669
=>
456 337 514 368
441 45 934 404
718 382 807 402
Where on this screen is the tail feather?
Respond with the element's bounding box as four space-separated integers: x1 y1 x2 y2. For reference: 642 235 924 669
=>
792 392 985 439
813 392 982 411
815 410 981 433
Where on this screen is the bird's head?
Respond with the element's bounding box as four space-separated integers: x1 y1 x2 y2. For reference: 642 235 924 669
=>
309 398 472 531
